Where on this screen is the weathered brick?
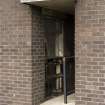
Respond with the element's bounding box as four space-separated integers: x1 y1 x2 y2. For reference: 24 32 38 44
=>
81 97 92 101
0 0 45 105
75 0 105 105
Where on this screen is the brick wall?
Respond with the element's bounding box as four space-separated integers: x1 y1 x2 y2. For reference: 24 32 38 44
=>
75 0 105 105
31 6 45 105
0 0 45 105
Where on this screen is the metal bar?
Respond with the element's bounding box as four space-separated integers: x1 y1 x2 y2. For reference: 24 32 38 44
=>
63 57 67 104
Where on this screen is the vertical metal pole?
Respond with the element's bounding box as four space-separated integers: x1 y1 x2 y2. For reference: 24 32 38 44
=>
63 57 67 104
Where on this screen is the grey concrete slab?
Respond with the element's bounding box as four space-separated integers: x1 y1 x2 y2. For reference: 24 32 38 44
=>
40 94 75 105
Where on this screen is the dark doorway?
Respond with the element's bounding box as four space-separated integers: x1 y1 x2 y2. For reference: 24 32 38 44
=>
43 13 75 104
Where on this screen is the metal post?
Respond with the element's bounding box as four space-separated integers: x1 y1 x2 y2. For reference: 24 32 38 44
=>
63 57 67 104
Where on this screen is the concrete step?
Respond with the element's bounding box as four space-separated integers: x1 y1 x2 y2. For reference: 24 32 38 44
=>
40 94 75 105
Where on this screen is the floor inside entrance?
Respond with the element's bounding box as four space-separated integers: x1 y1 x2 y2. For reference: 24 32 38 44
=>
40 94 75 105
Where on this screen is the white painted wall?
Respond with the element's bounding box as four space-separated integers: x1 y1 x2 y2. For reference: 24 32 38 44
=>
20 0 74 14
21 0 47 3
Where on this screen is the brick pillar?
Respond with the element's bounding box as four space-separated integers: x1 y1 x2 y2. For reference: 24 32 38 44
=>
75 0 105 105
0 0 45 105
32 6 45 105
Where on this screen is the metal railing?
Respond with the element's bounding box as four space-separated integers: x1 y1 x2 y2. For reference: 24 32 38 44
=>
45 56 75 103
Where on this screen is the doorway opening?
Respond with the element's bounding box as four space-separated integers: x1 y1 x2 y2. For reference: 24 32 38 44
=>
42 12 75 104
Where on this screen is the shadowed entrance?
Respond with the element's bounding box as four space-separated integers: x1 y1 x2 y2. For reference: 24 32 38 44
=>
43 12 75 104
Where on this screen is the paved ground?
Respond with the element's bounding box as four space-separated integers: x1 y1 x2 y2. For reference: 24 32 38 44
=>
40 94 75 105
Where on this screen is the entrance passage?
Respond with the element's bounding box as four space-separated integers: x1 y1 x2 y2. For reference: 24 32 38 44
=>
43 14 75 104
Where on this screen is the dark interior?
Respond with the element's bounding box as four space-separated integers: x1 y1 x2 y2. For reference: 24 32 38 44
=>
43 13 75 102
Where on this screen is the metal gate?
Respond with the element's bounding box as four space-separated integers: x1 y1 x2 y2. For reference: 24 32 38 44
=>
63 57 75 104
45 57 75 103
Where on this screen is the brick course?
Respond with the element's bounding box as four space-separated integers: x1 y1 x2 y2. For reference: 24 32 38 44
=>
75 0 105 105
0 0 45 105
31 6 45 105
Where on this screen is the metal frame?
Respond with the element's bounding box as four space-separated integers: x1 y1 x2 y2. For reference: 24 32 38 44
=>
45 56 75 104
63 57 67 104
